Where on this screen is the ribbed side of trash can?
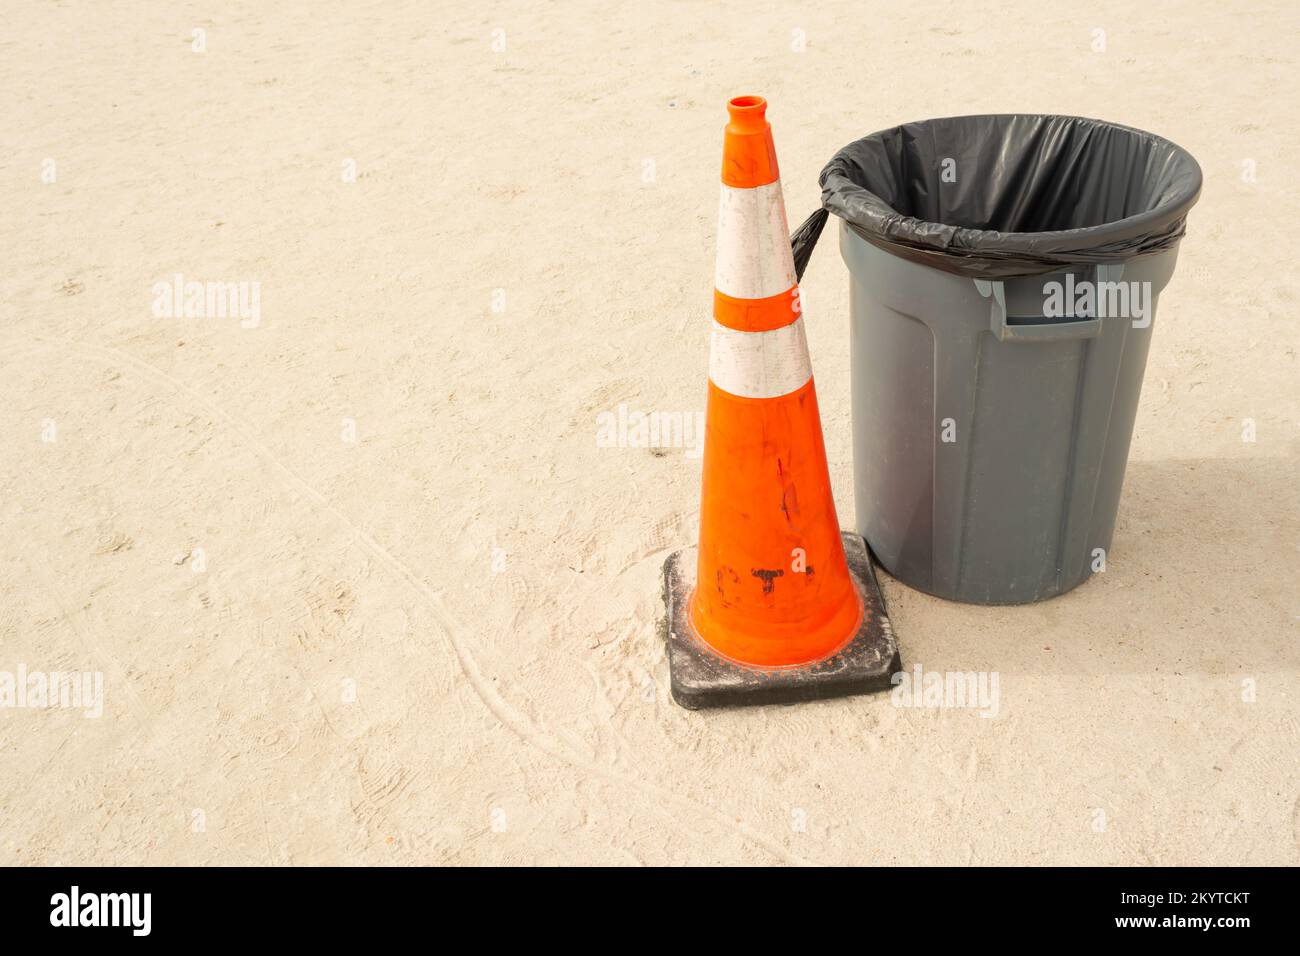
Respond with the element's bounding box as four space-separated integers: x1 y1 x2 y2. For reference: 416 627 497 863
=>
842 226 1180 603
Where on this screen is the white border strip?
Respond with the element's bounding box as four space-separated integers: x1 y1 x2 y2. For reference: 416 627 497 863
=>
714 181 798 300
708 317 812 399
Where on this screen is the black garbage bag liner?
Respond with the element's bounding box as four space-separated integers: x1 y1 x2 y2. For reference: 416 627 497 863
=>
792 114 1202 280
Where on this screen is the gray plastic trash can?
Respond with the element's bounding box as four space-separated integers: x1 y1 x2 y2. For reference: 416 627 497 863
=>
794 115 1202 604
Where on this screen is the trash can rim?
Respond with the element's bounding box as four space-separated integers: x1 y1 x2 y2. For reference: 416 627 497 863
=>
821 112 1203 245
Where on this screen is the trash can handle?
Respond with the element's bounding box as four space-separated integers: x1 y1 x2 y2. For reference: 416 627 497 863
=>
975 263 1124 342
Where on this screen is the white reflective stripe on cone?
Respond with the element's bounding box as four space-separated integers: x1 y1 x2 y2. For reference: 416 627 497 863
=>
708 316 812 399
714 180 798 300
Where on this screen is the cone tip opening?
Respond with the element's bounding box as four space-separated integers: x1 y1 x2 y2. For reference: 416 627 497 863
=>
727 95 767 132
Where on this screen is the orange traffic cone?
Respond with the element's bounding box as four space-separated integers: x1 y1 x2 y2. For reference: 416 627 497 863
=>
661 96 900 709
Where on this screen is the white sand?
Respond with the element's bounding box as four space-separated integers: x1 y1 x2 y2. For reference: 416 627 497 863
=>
1 0 1297 865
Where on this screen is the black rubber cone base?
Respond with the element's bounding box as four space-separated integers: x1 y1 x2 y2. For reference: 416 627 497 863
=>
660 532 901 710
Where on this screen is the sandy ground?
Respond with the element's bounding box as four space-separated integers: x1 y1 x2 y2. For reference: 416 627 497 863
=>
1 0 1297 866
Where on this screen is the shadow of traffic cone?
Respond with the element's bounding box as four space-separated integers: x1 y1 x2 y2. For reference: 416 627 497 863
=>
661 95 900 709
